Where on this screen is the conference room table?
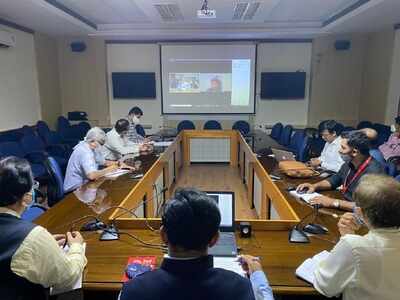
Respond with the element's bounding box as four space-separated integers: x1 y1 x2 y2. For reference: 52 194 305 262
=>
36 130 347 299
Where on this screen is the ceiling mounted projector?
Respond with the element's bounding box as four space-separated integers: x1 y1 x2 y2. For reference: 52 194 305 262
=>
197 0 216 18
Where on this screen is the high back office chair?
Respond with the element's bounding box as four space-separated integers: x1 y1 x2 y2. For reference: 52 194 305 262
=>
370 149 397 177
279 125 293 146
177 120 196 132
20 135 68 171
232 121 250 135
0 141 48 180
270 123 283 140
204 120 222 130
288 130 305 157
45 157 65 207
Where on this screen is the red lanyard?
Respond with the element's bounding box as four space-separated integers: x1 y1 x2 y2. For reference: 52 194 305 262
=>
342 156 372 194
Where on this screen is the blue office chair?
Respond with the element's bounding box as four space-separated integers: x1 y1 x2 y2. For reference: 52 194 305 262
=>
288 130 305 158
77 121 91 139
204 120 222 130
370 149 397 177
21 125 36 136
232 121 250 135
297 135 311 162
279 125 293 146
0 142 48 180
21 205 47 221
20 135 68 170
270 123 283 140
357 120 373 130
177 120 196 132
45 157 65 207
36 120 51 138
135 124 146 137
56 116 80 145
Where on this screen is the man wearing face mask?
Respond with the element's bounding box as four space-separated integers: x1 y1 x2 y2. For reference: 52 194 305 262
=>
0 157 87 300
64 127 119 192
309 120 344 172
103 119 148 161
297 131 385 211
127 106 145 143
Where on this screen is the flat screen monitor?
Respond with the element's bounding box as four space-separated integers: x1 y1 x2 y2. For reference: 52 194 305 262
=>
206 191 235 232
112 72 156 99
260 72 306 100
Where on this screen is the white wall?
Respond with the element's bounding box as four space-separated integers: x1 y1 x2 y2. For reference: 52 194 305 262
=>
255 43 312 127
360 30 394 123
35 32 62 129
385 29 400 124
0 26 41 130
107 44 162 134
309 34 367 127
57 37 109 127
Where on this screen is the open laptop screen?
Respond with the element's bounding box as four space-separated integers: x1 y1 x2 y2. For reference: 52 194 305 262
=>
206 192 235 232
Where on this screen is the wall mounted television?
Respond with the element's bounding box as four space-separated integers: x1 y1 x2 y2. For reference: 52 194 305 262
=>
112 72 156 99
260 72 306 100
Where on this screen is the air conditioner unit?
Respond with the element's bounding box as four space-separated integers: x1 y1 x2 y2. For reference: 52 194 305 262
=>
0 30 16 48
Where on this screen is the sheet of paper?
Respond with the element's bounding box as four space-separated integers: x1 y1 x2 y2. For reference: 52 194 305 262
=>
289 190 322 204
51 243 86 295
104 169 130 179
295 250 330 284
152 141 174 147
213 256 246 277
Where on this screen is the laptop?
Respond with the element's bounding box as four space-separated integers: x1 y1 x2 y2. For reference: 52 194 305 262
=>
206 191 238 257
271 148 296 162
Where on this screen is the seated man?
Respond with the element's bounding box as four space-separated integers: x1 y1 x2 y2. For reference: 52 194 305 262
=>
313 174 400 300
127 106 145 143
297 131 384 211
64 127 119 192
379 116 400 161
310 120 344 172
103 119 148 161
120 188 273 300
0 157 87 300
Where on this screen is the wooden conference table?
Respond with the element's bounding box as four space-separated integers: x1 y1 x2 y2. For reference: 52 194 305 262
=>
36 130 345 298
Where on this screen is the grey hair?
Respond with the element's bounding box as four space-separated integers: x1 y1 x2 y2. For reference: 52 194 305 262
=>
84 127 106 144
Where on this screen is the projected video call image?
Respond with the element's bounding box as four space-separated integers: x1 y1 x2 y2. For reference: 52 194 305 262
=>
169 73 232 94
169 73 200 93
162 44 256 114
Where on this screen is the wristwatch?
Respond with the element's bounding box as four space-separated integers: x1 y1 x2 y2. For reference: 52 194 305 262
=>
333 200 340 209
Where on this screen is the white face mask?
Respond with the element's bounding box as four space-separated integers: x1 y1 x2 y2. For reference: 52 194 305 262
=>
391 124 397 132
131 116 140 125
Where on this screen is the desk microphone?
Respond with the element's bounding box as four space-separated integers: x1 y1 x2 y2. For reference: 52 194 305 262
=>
99 187 168 241
289 204 327 243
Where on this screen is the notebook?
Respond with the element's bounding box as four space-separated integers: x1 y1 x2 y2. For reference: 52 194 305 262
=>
295 250 330 284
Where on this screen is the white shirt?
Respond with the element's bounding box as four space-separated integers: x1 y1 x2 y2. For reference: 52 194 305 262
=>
319 137 344 172
103 128 140 161
314 228 400 300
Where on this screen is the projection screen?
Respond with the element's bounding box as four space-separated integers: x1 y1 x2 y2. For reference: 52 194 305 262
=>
161 44 256 114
